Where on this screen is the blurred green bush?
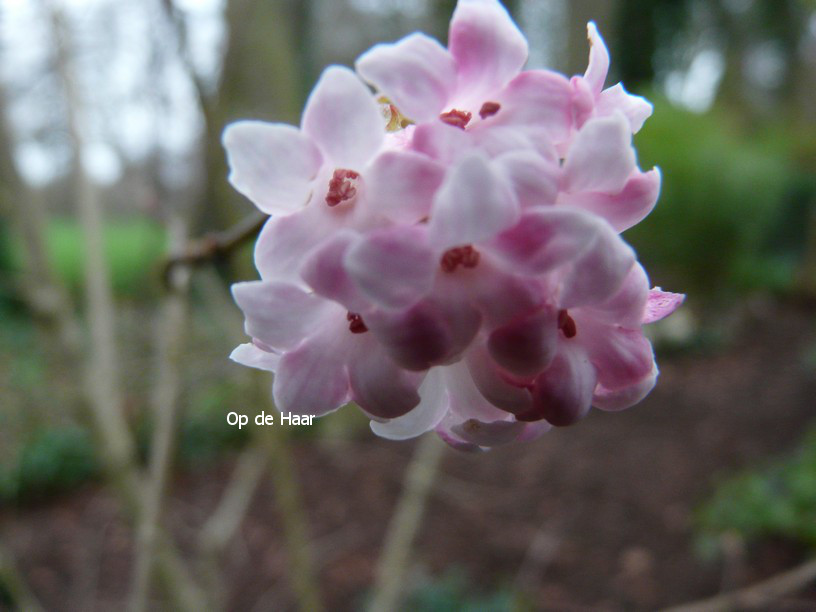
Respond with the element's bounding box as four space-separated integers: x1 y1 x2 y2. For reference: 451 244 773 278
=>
10 217 167 299
695 427 816 551
630 96 814 298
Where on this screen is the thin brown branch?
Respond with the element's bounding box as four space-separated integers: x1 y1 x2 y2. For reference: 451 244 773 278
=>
161 211 267 286
662 557 816 612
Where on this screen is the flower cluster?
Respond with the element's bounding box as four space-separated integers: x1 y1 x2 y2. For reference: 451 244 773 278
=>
225 0 684 450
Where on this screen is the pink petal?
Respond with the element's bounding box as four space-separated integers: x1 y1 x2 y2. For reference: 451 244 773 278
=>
491 69 573 144
299 230 369 313
558 215 636 309
465 342 534 416
223 121 322 215
254 206 339 283
229 343 280 372
371 367 449 440
273 332 350 416
563 114 636 194
231 281 334 351
490 208 599 275
587 263 650 329
593 363 658 411
348 337 423 419
444 360 510 422
583 22 610 95
527 344 597 426
643 289 686 324
580 320 656 391
463 258 543 328
487 307 558 377
449 0 529 101
429 153 519 249
493 150 560 208
301 66 384 169
558 167 661 232
596 83 652 133
344 225 436 310
355 33 456 122
364 150 445 223
410 121 469 164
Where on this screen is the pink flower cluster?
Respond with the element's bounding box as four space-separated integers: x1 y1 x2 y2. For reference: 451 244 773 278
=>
225 0 684 450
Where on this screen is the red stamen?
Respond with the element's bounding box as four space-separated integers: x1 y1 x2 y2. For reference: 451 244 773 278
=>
326 169 360 207
479 101 501 119
440 245 480 273
439 109 472 129
558 309 577 338
346 312 368 334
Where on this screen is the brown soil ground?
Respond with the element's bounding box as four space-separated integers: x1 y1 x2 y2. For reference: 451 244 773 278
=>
4 300 816 611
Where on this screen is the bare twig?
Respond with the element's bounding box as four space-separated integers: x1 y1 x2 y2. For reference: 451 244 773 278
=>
662 557 816 612
368 434 446 612
161 211 267 286
130 218 192 612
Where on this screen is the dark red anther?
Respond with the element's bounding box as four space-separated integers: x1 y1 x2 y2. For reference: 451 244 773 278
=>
326 169 360 207
439 109 472 129
346 312 368 334
479 101 501 119
558 309 577 339
440 245 480 273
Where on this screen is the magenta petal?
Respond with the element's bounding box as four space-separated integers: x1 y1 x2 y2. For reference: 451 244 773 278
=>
229 343 280 372
558 167 661 232
344 225 435 310
596 83 653 133
223 121 322 215
528 345 596 426
563 114 636 194
371 367 448 440
348 338 423 419
365 302 453 371
301 66 384 169
583 22 610 95
273 333 350 416
487 307 558 377
593 363 658 411
449 0 528 100
356 33 456 122
300 230 369 312
429 153 519 249
643 289 686 324
365 150 445 223
231 281 333 351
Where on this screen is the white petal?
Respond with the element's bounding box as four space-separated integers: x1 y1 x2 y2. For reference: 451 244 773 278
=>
356 33 456 122
301 66 384 169
229 343 280 372
223 121 322 215
365 150 445 223
563 114 636 194
371 367 449 440
584 21 610 95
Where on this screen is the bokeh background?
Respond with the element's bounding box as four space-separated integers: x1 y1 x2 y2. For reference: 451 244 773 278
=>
0 0 815 609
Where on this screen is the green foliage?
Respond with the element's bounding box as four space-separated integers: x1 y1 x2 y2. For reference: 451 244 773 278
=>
630 96 810 298
0 427 99 503
403 570 521 612
695 427 816 550
10 218 166 299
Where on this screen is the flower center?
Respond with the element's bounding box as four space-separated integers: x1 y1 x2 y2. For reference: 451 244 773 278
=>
346 312 368 334
440 245 480 273
479 101 501 119
439 109 472 129
558 309 577 338
326 169 360 207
